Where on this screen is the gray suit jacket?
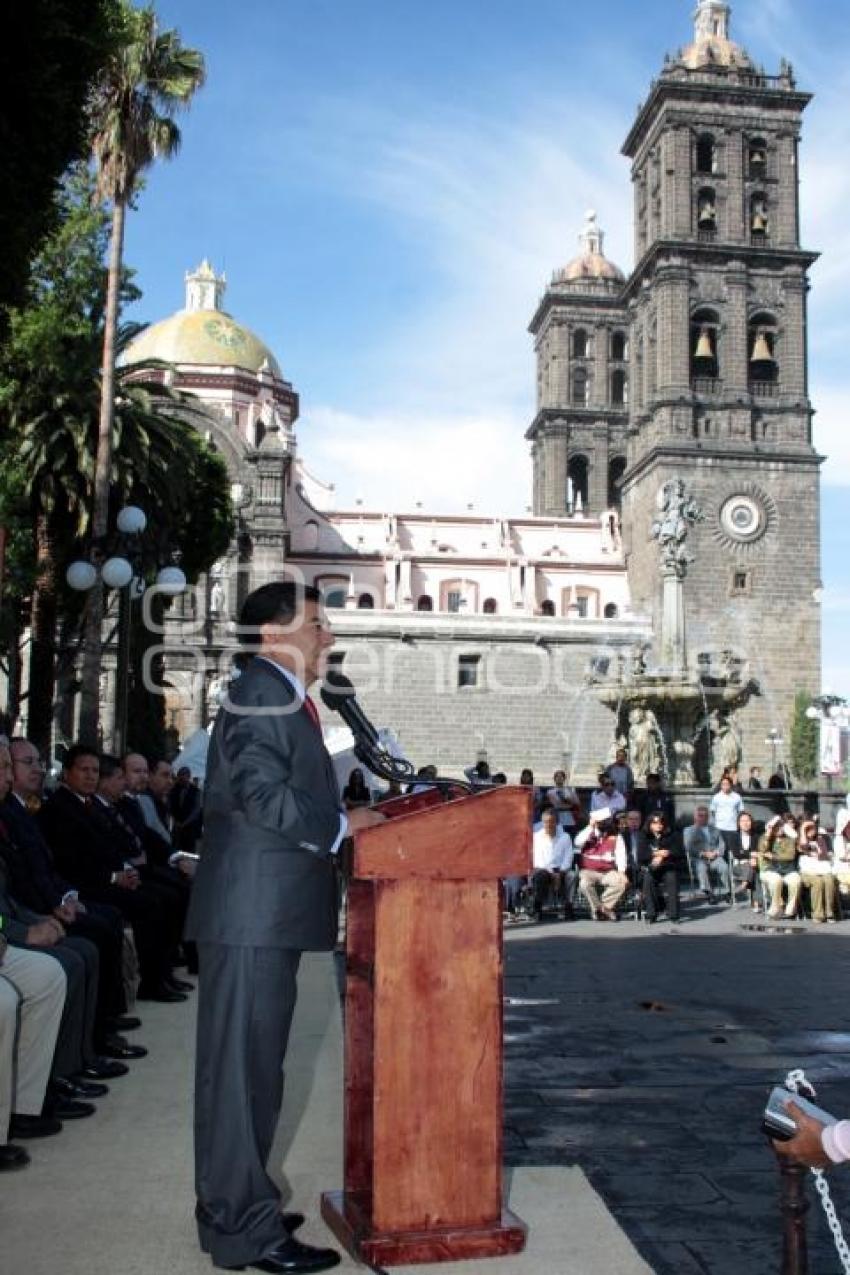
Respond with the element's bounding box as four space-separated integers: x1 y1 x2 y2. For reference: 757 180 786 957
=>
186 657 343 950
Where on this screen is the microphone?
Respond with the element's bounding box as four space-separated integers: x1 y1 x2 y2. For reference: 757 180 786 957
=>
319 669 380 747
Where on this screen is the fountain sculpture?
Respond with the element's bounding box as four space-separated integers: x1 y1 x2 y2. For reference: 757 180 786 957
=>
592 480 759 786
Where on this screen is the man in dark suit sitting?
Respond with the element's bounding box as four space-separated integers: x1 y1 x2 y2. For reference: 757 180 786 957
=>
39 746 186 1004
187 582 383 1274
4 737 139 1049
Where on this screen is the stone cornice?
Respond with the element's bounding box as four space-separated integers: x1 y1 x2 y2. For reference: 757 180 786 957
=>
622 240 819 300
621 442 824 489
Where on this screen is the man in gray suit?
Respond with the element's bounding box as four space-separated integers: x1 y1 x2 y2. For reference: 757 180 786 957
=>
187 582 382 1274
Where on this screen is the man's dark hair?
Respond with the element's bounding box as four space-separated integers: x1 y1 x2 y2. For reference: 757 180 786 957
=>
238 582 323 648
148 756 171 773
98 754 123 779
63 743 100 770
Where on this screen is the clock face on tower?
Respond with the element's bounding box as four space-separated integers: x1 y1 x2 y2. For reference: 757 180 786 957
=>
714 489 774 549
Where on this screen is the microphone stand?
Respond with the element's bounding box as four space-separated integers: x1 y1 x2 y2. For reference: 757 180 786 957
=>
347 733 471 798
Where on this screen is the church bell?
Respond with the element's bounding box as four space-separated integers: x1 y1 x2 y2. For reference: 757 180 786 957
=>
752 208 768 233
750 330 774 363
694 327 714 360
698 201 716 225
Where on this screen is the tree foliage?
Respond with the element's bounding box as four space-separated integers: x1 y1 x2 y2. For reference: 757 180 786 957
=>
789 689 818 784
0 0 121 318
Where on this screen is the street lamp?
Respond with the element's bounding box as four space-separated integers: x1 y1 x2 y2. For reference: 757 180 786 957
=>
765 728 783 778
65 505 186 752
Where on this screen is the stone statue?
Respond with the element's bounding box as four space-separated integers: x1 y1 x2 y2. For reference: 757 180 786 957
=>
650 479 704 576
716 710 742 773
210 579 225 616
628 706 663 779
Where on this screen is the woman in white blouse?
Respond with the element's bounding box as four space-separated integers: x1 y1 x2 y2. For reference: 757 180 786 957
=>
798 818 839 923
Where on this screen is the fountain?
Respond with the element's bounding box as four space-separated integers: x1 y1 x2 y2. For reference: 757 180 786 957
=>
592 479 759 786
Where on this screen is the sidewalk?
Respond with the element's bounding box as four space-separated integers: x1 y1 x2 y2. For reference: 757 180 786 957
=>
2 952 650 1275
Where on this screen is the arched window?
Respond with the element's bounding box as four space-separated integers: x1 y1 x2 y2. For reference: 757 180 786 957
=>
748 138 767 181
572 367 588 406
696 133 716 175
691 308 720 382
416 594 433 612
482 597 498 614
611 331 628 361
324 588 347 609
567 455 589 513
572 328 589 358
748 311 778 386
611 369 628 406
750 192 769 240
697 188 717 237
540 600 556 617
604 603 619 619
302 519 320 551
357 593 374 609
607 456 627 509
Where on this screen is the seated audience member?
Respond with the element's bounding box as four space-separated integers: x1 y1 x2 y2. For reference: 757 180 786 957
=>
0 939 67 1156
834 810 850 899
758 815 801 918
463 760 493 790
546 770 581 832
636 773 675 827
616 809 644 877
709 775 743 856
529 808 576 922
410 764 438 794
768 768 789 791
575 813 628 921
748 766 764 791
798 818 839 924
684 805 730 901
169 766 202 853
121 754 177 866
492 772 508 785
604 749 634 798
342 767 372 808
636 813 682 923
589 775 626 818
39 746 187 1004
101 756 194 982
729 810 760 910
4 737 136 1049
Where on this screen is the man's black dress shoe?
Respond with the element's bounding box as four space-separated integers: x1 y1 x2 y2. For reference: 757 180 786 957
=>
9 1113 62 1139
101 1034 148 1060
106 1014 142 1032
166 975 194 993
137 983 187 1003
51 1076 109 1100
0 1143 30 1170
76 1057 129 1080
47 1096 96 1120
244 1236 341 1273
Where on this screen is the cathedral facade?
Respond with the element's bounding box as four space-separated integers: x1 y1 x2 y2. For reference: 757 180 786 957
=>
122 1 820 782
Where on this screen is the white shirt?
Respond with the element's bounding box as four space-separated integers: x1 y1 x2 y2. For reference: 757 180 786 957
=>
532 827 574 872
709 790 743 832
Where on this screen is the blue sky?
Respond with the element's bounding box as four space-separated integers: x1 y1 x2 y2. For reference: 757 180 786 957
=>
124 0 850 696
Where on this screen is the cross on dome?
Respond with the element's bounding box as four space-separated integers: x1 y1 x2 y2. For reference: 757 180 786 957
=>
580 210 605 258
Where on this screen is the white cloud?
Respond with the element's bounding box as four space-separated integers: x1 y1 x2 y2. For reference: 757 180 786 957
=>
300 405 531 516
812 385 850 486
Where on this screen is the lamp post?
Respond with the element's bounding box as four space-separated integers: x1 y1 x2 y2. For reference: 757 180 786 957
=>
765 728 783 778
66 505 185 753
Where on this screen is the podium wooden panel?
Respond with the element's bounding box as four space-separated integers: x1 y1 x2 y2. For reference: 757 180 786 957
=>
321 786 531 1265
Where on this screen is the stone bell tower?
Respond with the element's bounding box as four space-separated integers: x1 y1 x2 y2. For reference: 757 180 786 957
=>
619 1 822 768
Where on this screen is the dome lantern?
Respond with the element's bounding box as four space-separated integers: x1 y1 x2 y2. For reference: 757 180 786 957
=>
185 258 226 313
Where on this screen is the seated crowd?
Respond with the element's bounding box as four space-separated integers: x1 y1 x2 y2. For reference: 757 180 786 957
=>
0 737 202 1172
358 758 848 929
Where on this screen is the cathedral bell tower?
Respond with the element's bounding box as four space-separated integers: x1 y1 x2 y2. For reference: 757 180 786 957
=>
619 1 822 763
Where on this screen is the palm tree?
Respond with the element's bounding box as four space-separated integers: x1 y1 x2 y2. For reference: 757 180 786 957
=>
80 2 205 739
14 327 223 752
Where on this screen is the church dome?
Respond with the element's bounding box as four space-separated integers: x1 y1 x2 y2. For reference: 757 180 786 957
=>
552 213 625 287
124 260 283 378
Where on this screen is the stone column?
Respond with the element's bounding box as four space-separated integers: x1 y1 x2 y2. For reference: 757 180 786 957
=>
659 569 687 674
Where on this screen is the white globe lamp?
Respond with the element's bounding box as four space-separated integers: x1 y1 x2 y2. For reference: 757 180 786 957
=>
156 565 187 596
116 505 147 535
101 556 134 589
65 561 97 591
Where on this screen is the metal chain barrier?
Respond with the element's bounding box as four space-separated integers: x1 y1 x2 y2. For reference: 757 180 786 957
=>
785 1068 850 1274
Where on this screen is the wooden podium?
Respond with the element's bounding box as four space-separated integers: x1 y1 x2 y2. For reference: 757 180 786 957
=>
321 785 532 1266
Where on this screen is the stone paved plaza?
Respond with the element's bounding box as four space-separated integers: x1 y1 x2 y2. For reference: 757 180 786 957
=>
3 898 849 1275
503 900 850 1273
